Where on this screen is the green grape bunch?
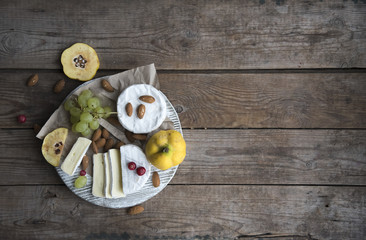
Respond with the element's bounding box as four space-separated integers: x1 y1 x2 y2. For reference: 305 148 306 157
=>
64 90 113 136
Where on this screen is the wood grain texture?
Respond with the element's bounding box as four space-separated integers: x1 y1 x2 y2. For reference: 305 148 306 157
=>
1 129 365 185
1 71 366 128
0 0 365 70
0 185 365 240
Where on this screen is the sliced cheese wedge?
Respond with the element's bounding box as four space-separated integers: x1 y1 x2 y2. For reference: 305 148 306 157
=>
108 149 125 198
92 153 105 198
61 137 91 176
120 144 151 195
103 152 113 198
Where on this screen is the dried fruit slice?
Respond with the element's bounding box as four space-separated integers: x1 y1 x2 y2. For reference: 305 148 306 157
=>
41 128 68 167
61 43 99 81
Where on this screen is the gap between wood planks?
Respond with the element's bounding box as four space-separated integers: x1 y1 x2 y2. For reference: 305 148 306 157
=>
0 68 366 74
3 183 366 187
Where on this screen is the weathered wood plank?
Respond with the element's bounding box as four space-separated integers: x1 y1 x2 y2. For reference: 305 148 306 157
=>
0 185 364 239
0 0 365 69
0 71 366 128
1 129 365 185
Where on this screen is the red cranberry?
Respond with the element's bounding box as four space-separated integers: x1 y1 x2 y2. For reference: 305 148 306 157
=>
80 170 86 176
128 162 136 170
17 114 26 123
136 167 146 176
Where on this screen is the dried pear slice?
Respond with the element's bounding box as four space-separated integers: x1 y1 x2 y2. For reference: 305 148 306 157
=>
61 43 99 81
41 128 68 166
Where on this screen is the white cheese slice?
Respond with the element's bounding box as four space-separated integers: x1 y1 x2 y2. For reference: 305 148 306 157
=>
103 153 113 198
117 84 167 134
108 149 125 198
92 153 105 198
120 144 151 195
61 137 91 176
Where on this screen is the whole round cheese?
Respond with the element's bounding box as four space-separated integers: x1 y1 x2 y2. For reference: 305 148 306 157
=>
117 84 167 134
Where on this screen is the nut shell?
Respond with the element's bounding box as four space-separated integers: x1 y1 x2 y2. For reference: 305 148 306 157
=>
132 133 147 141
139 95 155 103
27 74 39 87
92 141 98 154
126 103 133 117
102 129 110 139
137 104 145 119
127 205 144 215
125 130 135 143
104 138 114 152
53 79 65 93
82 155 89 170
101 79 114 92
96 138 106 148
152 172 160 187
114 141 125 149
92 129 102 141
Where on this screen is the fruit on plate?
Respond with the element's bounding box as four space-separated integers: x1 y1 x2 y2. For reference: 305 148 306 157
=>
64 89 113 136
61 43 99 81
41 128 69 167
145 130 186 170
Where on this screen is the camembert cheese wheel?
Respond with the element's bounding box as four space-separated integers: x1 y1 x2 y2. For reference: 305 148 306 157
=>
117 84 167 134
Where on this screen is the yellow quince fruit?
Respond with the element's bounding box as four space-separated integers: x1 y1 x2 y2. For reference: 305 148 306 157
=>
145 130 186 170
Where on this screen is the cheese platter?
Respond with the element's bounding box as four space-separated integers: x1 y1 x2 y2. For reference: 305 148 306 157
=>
37 64 185 209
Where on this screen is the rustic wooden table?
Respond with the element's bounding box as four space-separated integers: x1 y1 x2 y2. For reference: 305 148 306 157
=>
1 1 365 239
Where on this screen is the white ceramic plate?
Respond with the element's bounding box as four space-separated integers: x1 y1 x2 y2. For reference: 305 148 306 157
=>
55 86 182 208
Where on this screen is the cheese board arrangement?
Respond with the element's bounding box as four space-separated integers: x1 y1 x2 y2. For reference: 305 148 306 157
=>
37 52 186 210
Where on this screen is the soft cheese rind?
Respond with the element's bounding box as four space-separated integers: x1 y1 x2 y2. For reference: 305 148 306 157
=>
108 149 125 198
92 153 105 198
120 144 151 195
117 84 167 134
61 137 91 176
103 153 113 198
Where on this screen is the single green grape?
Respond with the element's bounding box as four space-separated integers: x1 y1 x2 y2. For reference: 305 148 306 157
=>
71 123 78 133
64 98 77 111
77 95 88 108
70 115 79 124
94 106 105 117
80 89 93 99
70 107 82 117
87 97 100 109
80 112 93 123
81 128 91 137
74 176 87 188
89 120 99 130
83 107 92 113
103 106 112 118
75 121 88 132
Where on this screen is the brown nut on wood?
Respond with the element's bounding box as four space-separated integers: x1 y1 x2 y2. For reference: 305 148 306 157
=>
137 104 145 119
125 130 135 143
27 74 39 87
152 172 160 187
107 117 120 126
92 141 98 154
92 129 102 142
132 133 147 141
53 79 65 93
114 141 125 149
126 103 133 117
96 138 106 148
101 79 114 92
102 128 110 139
104 138 114 152
82 155 89 170
139 95 155 103
127 205 144 215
